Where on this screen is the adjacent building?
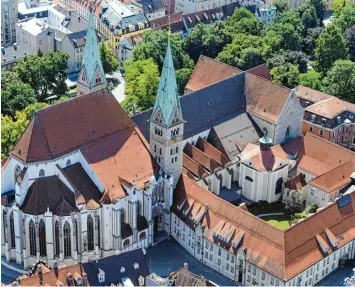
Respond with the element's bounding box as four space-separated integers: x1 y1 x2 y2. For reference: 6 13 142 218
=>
1 0 18 47
295 85 355 152
1 43 35 70
255 0 276 24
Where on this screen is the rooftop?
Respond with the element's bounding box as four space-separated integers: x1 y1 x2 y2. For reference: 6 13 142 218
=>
16 17 49 36
1 43 35 65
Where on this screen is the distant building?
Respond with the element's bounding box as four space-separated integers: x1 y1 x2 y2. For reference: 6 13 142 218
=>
149 12 184 33
1 0 18 47
255 0 276 24
1 43 35 70
137 0 166 20
16 17 54 55
174 0 255 17
118 32 144 64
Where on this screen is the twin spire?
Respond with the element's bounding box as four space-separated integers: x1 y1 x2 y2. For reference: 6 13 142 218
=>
151 40 182 127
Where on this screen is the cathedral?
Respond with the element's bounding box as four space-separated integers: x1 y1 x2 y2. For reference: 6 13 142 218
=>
2 11 355 287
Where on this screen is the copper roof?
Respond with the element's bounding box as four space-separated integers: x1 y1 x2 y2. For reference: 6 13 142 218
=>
305 96 347 119
185 56 291 124
174 174 355 280
21 176 77 215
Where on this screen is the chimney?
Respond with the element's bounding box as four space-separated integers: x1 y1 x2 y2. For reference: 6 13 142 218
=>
82 273 88 286
204 204 209 214
183 263 188 271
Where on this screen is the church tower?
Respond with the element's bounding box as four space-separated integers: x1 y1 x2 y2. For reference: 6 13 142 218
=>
149 41 184 186
77 11 107 96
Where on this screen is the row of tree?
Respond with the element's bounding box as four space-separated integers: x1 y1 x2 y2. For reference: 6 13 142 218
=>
122 0 355 114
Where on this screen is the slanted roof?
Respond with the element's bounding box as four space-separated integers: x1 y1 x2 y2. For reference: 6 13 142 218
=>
133 73 247 140
294 85 332 104
81 12 106 88
246 64 272 81
151 41 182 127
54 197 78 216
12 89 135 163
169 267 215 286
150 12 183 30
305 96 347 119
21 176 77 215
82 249 149 286
62 163 102 204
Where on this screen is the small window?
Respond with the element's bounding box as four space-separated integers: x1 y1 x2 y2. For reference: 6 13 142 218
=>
123 239 130 247
321 118 326 125
245 176 253 182
39 169 45 177
309 126 313 132
319 129 324 136
66 159 71 166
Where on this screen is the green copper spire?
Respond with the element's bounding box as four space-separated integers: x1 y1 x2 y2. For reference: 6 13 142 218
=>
82 11 106 88
152 41 182 127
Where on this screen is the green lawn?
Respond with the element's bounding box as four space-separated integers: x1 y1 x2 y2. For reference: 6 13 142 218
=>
262 214 290 230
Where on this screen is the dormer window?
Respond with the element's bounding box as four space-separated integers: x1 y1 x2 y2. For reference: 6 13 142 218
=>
321 118 326 125
97 268 105 283
39 169 45 177
311 115 316 122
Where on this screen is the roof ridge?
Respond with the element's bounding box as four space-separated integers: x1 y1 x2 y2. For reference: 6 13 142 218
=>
35 112 54 159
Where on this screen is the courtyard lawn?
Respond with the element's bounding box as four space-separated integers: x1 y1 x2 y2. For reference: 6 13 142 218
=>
262 214 290 230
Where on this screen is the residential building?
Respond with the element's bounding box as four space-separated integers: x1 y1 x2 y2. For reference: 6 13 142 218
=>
295 85 355 151
1 43 35 70
17 249 150 286
56 29 107 73
60 0 102 23
16 17 54 55
162 0 175 15
18 3 49 21
1 0 18 47
118 32 144 64
96 1 150 57
136 0 166 20
255 0 277 24
174 0 255 17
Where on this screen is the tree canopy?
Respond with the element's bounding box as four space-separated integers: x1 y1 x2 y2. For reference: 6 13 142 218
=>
299 69 322 90
100 40 119 74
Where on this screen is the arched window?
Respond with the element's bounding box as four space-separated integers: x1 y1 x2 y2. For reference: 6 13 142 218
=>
39 169 45 177
136 201 142 216
74 218 78 252
120 209 125 224
39 220 46 256
3 213 7 243
63 221 71 258
286 125 291 138
55 221 60 256
123 239 130 247
275 178 283 195
29 220 36 256
97 217 100 249
9 212 15 249
87 215 94 251
66 159 71 166
14 165 21 184
139 232 146 240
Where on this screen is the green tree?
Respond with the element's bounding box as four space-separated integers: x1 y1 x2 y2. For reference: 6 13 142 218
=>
1 70 20 90
185 22 231 63
14 51 69 102
314 25 348 74
299 69 322 90
322 59 355 103
176 68 193 95
301 0 325 23
216 34 264 67
332 0 350 15
225 8 264 36
334 3 355 31
99 40 119 74
302 27 323 56
276 11 302 29
1 82 37 117
122 58 160 115
274 0 290 14
301 6 319 32
265 23 301 55
267 50 308 73
237 47 264 70
346 24 355 60
1 111 28 159
270 64 300 88
132 30 193 71
23 102 49 119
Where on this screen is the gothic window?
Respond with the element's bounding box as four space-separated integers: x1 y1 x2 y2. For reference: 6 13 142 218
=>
14 165 21 184
39 219 46 256
176 128 179 135
29 220 36 256
176 146 178 153
286 125 291 138
137 201 142 216
154 145 157 152
66 159 71 166
3 213 7 243
275 178 283 195
97 217 100 249
39 169 45 177
159 148 162 155
87 215 94 251
9 212 15 249
139 232 146 240
74 218 78 251
55 221 60 256
63 221 71 258
120 209 125 223
123 239 130 247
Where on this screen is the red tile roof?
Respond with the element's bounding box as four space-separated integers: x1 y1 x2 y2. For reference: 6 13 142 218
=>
174 174 355 280
305 96 347 119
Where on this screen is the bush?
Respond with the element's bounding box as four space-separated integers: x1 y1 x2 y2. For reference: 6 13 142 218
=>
306 203 318 213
